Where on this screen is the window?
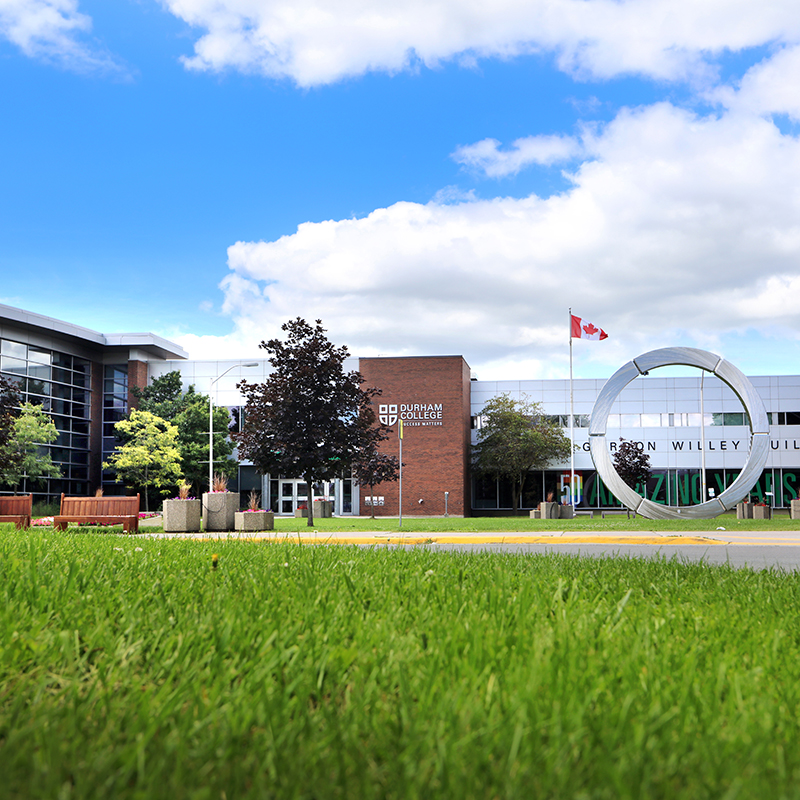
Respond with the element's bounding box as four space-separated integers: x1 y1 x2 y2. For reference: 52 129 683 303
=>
102 364 129 488
765 412 800 425
1 340 26 359
723 412 745 426
1 356 26 376
0 337 94 499
27 346 51 365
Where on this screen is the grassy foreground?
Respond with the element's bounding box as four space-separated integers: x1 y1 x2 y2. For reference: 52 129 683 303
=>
2 532 800 799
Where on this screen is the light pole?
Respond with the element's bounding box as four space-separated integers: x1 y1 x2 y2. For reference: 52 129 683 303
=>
398 419 403 528
209 362 258 491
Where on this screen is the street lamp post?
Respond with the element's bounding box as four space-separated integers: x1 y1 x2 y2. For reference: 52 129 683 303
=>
209 362 258 491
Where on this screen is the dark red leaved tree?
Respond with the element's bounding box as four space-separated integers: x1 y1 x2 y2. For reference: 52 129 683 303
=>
235 318 384 527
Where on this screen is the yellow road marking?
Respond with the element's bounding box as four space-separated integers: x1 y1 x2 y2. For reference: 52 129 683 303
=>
713 538 800 545
190 534 723 546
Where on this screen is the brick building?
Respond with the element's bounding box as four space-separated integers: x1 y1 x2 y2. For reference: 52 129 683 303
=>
4 302 800 514
358 356 471 517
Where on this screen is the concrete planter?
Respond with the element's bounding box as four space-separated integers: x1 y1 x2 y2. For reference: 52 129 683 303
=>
736 502 753 519
294 508 308 518
791 499 800 520
559 505 574 519
752 505 772 520
162 499 201 532
539 502 560 519
234 510 274 532
313 500 334 518
202 492 239 531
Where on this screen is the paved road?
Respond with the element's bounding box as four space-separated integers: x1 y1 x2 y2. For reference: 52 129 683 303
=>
431 542 800 571
428 529 800 570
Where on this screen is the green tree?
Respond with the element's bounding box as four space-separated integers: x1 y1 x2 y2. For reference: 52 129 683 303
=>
0 376 22 482
131 371 186 419
133 372 236 492
0 402 61 491
177 397 238 490
472 394 573 514
235 318 382 527
103 410 183 510
612 438 652 494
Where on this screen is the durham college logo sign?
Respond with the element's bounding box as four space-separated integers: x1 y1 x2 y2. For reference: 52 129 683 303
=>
379 403 444 428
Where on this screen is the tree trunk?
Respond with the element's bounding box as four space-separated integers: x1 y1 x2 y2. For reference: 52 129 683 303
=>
369 481 375 518
306 473 315 527
516 473 528 516
512 476 522 515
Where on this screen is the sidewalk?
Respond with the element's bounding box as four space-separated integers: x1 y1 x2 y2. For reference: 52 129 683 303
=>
136 513 800 546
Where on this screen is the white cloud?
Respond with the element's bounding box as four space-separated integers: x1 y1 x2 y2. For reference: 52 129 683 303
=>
195 58 800 378
0 0 124 73
162 0 800 86
452 134 583 178
431 185 478 204
710 44 800 121
735 275 800 320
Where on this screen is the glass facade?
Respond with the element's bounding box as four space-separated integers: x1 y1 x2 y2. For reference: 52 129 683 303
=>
471 384 800 513
101 364 129 491
0 337 92 499
473 467 800 511
471 411 798 430
582 468 799 509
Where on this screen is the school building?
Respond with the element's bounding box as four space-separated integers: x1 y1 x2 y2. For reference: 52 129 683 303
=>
2 303 797 514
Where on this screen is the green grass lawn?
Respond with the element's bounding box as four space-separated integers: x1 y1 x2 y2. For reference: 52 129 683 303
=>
2 531 800 798
262 512 800 534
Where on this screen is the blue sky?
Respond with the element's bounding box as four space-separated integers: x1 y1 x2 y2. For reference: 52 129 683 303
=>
2 0 800 381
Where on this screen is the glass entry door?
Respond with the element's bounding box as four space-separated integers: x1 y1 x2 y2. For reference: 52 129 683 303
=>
276 479 338 514
279 480 309 514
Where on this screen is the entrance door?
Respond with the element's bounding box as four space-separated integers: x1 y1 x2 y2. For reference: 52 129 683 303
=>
277 479 338 514
279 480 309 514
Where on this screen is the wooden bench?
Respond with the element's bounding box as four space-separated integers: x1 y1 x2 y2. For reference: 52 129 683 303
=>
54 494 140 534
0 494 33 529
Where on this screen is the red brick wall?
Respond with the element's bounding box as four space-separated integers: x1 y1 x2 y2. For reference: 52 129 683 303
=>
358 356 472 517
127 360 149 410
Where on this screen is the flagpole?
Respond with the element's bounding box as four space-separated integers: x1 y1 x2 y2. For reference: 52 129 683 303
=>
569 308 575 512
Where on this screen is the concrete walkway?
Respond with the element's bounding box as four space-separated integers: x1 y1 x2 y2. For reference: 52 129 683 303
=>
136 514 800 547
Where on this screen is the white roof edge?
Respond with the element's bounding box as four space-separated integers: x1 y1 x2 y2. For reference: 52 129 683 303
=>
0 302 106 345
103 333 189 360
0 303 188 361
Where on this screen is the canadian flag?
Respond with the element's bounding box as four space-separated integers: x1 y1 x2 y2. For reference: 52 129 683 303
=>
571 314 608 341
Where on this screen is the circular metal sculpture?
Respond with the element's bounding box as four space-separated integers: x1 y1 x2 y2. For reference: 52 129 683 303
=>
589 347 769 519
